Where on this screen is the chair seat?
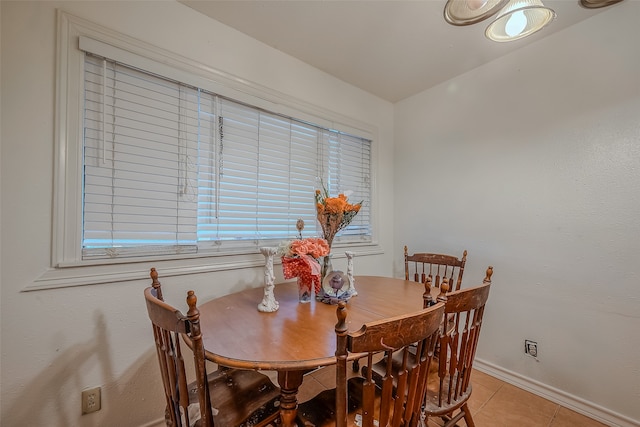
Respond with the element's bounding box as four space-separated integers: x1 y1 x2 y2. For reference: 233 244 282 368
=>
188 368 281 427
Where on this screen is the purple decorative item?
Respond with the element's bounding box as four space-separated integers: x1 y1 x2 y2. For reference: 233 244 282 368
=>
316 270 353 305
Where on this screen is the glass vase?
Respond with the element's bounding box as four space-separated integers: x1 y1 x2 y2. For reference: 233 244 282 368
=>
297 276 312 303
321 253 333 283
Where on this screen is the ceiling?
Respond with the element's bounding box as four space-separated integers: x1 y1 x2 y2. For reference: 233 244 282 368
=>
179 0 614 103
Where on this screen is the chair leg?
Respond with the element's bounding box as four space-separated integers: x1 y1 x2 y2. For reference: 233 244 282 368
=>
461 403 475 427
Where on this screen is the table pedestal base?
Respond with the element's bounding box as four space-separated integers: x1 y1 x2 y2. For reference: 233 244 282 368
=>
277 370 306 427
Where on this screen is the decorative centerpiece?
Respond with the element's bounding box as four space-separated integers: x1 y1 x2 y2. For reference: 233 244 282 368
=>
316 270 350 304
280 220 330 303
314 185 362 281
313 250 358 304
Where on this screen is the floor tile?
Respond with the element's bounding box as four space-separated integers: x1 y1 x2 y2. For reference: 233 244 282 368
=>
467 381 498 414
471 369 506 393
309 365 338 389
426 417 445 426
471 383 558 427
550 406 609 427
297 376 327 403
265 370 278 385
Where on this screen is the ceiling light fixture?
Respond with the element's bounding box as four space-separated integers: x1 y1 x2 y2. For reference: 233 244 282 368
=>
444 0 510 26
579 0 624 8
485 0 556 42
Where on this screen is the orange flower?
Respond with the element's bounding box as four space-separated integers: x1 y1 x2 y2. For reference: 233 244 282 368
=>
288 237 330 258
314 185 363 248
325 197 347 214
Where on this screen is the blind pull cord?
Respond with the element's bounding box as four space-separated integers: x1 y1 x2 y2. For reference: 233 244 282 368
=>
102 58 106 165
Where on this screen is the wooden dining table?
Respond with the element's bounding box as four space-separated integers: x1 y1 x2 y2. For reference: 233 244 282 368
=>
197 275 443 427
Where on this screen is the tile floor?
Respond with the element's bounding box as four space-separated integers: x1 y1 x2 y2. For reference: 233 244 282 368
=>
289 367 608 427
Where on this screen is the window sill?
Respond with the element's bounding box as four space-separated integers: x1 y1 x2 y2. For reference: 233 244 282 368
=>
25 244 383 292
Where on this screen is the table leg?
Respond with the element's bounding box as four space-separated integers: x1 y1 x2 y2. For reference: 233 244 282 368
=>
277 370 305 427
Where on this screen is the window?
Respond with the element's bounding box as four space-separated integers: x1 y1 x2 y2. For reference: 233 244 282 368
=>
42 12 377 290
82 53 371 261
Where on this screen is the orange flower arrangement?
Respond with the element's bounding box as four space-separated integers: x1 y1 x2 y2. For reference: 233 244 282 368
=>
283 237 330 259
280 220 330 298
280 183 362 302
315 187 362 248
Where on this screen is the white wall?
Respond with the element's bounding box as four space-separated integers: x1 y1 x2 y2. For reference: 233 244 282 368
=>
0 2 394 426
394 3 640 426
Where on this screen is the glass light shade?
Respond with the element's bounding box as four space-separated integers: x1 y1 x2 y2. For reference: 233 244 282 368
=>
580 0 624 8
485 0 556 42
444 0 510 26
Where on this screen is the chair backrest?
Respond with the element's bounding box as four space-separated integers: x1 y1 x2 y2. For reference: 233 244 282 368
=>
144 285 213 427
426 265 492 308
404 245 468 292
334 301 446 427
425 281 491 420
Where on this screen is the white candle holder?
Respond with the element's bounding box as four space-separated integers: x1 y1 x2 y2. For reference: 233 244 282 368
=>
345 251 357 296
257 247 279 312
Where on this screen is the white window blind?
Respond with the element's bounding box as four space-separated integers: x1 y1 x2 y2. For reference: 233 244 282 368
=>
326 132 371 238
81 48 371 261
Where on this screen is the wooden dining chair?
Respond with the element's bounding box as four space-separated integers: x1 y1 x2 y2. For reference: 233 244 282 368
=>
144 268 281 427
362 267 493 422
405 245 468 291
349 253 475 375
422 280 492 427
350 247 467 373
298 301 446 427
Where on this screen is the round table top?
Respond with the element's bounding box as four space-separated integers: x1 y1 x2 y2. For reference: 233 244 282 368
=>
197 275 438 371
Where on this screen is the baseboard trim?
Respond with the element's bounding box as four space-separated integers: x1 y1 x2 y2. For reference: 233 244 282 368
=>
474 359 640 427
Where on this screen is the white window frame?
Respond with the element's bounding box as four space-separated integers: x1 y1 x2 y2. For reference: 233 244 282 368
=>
29 11 380 291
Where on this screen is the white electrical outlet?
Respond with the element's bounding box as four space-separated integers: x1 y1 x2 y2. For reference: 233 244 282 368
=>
82 386 101 414
525 340 538 358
